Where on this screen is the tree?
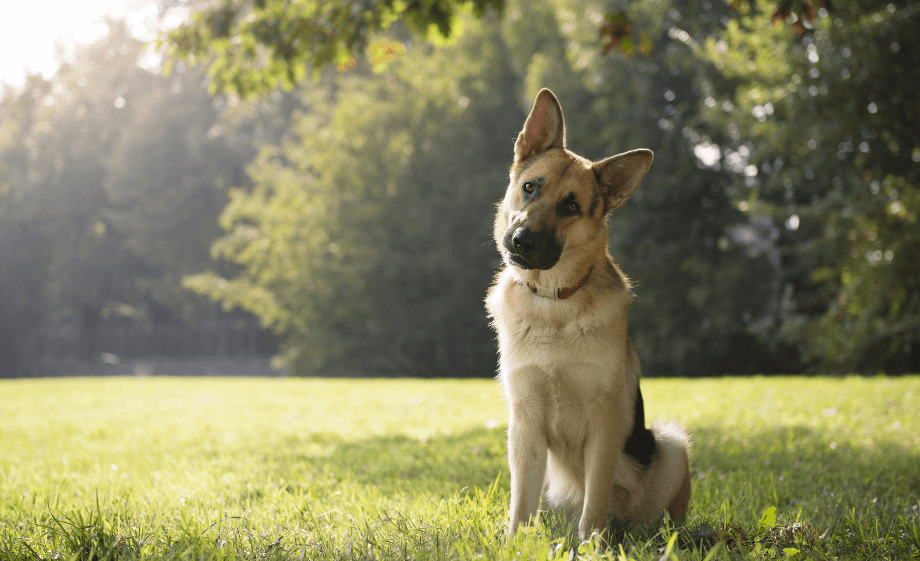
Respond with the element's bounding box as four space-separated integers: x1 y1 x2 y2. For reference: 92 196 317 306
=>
0 23 154 372
0 76 57 373
496 0 783 375
184 15 521 376
0 21 269 375
185 0 788 377
160 0 837 99
166 0 917 376
697 0 920 371
102 62 250 321
161 0 506 97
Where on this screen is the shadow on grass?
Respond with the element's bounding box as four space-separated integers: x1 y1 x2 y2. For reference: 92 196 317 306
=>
265 426 510 498
690 423 918 487
260 422 918 557
684 424 919 530
254 421 918 517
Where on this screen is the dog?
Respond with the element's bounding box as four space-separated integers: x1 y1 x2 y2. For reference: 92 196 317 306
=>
485 88 691 540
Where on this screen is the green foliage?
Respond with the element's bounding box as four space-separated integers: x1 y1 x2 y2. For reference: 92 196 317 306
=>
189 0 788 377
161 0 507 97
505 0 781 376
185 16 519 376
4 0 917 377
698 0 920 372
160 0 825 99
101 64 243 315
1 376 918 559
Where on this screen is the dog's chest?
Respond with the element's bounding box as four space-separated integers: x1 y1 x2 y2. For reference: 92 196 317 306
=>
522 316 586 351
539 361 619 450
504 304 619 369
501 301 628 436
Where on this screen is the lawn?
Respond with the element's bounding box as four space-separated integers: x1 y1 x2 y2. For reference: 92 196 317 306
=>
1 376 918 560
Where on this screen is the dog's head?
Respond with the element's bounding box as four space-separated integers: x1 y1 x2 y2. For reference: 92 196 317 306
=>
494 89 653 279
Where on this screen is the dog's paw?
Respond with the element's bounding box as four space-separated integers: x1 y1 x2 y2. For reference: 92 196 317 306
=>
577 529 608 551
578 518 606 542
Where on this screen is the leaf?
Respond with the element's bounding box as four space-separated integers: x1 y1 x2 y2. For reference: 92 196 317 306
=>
760 506 778 528
620 36 635 57
599 11 632 55
337 57 356 73
370 40 406 70
639 31 654 55
784 547 800 557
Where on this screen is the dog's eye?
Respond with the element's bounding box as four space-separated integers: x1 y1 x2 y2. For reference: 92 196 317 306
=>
522 181 535 194
558 195 580 217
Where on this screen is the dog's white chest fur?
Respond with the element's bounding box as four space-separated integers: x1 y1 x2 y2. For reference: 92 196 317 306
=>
488 268 628 377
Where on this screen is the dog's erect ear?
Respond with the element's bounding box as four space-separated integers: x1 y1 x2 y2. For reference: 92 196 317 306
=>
514 89 566 164
593 149 654 211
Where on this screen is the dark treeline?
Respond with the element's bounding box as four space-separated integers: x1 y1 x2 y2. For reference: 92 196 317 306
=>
1 0 917 378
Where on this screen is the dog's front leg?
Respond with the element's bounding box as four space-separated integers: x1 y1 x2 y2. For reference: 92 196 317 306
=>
508 413 547 532
505 369 548 533
578 400 621 539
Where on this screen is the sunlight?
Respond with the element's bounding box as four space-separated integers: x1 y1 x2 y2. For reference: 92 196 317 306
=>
0 0 185 89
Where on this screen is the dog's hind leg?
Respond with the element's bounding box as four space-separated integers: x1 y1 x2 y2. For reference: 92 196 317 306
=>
634 421 691 523
666 450 692 522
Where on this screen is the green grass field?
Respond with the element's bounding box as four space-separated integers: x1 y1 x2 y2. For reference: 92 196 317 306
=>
1 376 918 560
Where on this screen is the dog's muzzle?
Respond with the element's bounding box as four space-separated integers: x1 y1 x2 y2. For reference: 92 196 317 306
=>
503 227 562 270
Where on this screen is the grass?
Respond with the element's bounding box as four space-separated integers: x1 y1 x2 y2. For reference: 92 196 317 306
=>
0 376 918 560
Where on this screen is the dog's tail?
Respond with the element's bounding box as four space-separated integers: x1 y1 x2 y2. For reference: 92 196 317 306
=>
636 420 692 523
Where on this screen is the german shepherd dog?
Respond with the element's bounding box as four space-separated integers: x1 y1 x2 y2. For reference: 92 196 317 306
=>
486 89 691 540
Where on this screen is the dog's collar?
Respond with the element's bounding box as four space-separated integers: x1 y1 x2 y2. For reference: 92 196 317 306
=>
523 266 594 300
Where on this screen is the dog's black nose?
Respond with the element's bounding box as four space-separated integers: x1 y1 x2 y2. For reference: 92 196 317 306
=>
503 227 561 270
511 228 537 255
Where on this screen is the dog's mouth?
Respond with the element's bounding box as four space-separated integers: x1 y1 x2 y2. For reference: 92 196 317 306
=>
505 251 535 270
502 245 562 271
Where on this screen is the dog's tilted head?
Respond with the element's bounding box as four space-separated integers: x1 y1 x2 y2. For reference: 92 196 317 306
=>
494 89 654 281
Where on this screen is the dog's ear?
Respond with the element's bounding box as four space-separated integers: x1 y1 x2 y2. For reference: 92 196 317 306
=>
593 149 654 211
514 89 566 164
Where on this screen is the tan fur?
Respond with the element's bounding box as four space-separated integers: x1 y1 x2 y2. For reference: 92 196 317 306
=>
486 89 691 540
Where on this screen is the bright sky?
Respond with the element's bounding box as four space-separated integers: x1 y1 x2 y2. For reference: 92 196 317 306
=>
0 0 187 90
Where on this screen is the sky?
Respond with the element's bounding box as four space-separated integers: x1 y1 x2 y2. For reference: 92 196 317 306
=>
0 0 187 90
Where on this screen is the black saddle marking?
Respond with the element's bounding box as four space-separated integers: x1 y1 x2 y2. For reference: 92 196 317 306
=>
623 384 656 468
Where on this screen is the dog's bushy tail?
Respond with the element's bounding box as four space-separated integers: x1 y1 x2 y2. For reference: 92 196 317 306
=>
636 420 692 523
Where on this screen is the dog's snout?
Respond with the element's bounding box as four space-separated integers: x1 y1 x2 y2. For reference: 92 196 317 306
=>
511 228 537 255
503 226 562 270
